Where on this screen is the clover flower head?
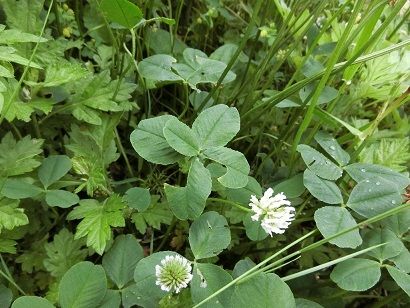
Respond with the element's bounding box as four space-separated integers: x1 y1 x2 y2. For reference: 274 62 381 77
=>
155 255 193 293
249 188 295 236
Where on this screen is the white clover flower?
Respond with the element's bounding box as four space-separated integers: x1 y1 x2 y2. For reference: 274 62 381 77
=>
249 188 295 236
155 255 193 293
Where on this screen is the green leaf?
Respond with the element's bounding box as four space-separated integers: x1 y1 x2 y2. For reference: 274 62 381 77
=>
99 0 143 29
123 187 151 212
0 285 12 308
297 144 343 180
274 173 305 198
391 249 410 273
225 176 262 204
299 84 338 106
314 131 350 166
99 290 121 308
102 235 144 289
68 71 136 125
203 147 249 189
379 208 410 236
173 48 236 89
138 55 183 83
163 117 200 157
25 61 89 87
330 258 381 291
191 263 233 308
44 229 87 279
11 296 55 308
130 115 183 165
362 228 405 261
347 177 402 218
243 213 268 241
45 190 79 208
359 138 410 172
2 0 45 34
192 104 240 148
131 199 173 234
228 273 295 308
386 266 410 297
59 261 107 308
295 298 324 308
344 163 410 191
67 196 125 255
0 198 29 232
303 169 343 204
38 155 72 188
0 46 42 68
0 28 47 44
66 117 120 196
164 159 212 220
0 133 43 177
314 206 362 248
1 178 42 199
189 211 231 259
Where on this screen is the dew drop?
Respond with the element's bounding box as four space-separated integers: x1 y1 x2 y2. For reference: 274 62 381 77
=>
391 200 397 204
368 189 372 192
361 168 366 172
365 179 370 183
376 181 380 186
329 145 336 150
325 161 329 165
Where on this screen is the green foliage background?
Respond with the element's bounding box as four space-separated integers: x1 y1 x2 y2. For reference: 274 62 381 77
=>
0 0 409 307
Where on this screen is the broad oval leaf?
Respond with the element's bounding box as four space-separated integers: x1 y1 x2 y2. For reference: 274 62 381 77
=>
164 159 212 220
386 266 410 297
303 169 342 204
130 115 183 165
344 163 410 191
347 177 402 218
314 206 362 248
99 290 121 308
1 178 42 199
297 144 343 180
102 235 144 289
163 117 200 157
243 213 268 241
362 228 405 261
45 190 79 208
192 104 240 148
295 298 324 308
191 263 233 308
330 258 381 291
38 155 72 188
189 211 231 259
59 261 107 308
138 55 183 83
228 273 295 308
11 296 55 308
314 131 350 166
123 187 151 211
274 173 305 198
203 147 249 189
100 0 143 29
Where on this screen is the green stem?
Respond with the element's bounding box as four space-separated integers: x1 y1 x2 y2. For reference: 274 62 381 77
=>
114 127 134 177
207 198 251 212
